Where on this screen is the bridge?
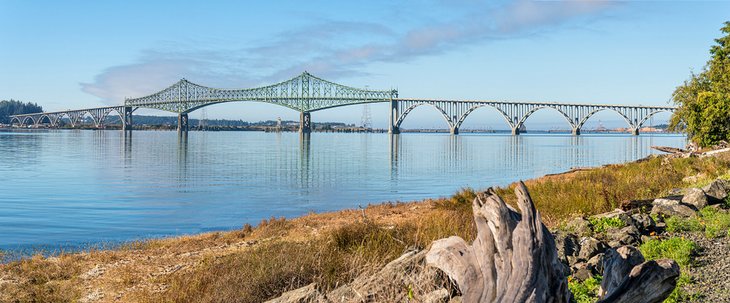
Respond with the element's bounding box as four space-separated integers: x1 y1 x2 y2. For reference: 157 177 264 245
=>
10 72 675 135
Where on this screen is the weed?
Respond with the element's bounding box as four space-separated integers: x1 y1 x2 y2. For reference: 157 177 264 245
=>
640 237 697 268
665 207 730 238
568 275 602 303
589 217 625 234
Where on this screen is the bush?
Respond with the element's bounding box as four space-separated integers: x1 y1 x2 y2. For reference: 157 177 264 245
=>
568 275 602 303
640 237 697 268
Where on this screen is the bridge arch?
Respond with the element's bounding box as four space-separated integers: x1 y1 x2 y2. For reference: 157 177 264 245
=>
20 116 36 126
516 106 576 130
454 104 515 130
99 108 126 127
9 116 21 125
637 109 674 128
77 111 100 127
577 108 634 130
55 112 75 127
395 103 454 130
36 115 53 126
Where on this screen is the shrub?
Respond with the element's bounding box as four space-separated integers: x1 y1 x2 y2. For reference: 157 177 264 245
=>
568 275 602 303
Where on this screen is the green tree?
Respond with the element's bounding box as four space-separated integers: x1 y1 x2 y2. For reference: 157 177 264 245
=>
0 99 43 124
671 22 730 146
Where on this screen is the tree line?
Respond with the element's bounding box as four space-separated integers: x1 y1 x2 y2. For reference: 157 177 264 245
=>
0 100 43 124
671 21 730 147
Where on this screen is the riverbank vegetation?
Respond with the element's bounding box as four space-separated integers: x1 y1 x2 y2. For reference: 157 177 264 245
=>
670 21 730 147
2 151 730 302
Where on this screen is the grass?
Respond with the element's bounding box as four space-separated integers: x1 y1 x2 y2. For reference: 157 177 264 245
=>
666 207 730 238
589 217 625 234
568 275 602 303
492 154 730 225
640 237 699 303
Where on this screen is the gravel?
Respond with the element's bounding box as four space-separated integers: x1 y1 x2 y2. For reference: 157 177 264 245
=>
683 233 730 302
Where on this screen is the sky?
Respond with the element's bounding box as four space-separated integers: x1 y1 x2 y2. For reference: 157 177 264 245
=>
1 0 729 130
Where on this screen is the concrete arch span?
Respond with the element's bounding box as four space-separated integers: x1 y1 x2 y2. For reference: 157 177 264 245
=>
454 104 515 131
515 106 577 132
577 108 634 130
395 102 455 131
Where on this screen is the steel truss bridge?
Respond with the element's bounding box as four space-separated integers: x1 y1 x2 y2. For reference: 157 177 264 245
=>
10 72 675 135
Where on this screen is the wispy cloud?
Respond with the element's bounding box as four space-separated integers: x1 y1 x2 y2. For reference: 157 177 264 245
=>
81 0 617 104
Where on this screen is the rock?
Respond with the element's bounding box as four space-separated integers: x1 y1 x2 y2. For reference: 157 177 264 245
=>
554 230 580 265
264 283 323 303
607 226 641 247
629 213 656 234
587 253 605 275
703 179 729 203
324 249 453 302
565 217 592 236
651 203 696 218
652 196 682 207
619 199 653 211
592 209 626 219
682 188 708 210
573 262 593 281
579 237 607 261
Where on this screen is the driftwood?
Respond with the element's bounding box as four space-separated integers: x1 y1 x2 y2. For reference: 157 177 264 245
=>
651 146 687 154
426 181 569 302
426 181 681 303
598 246 680 303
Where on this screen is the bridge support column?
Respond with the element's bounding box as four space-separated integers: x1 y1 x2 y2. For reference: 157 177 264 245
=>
631 128 640 136
511 127 520 135
299 112 311 133
178 113 189 132
450 126 459 135
388 99 400 134
572 127 581 136
122 107 133 131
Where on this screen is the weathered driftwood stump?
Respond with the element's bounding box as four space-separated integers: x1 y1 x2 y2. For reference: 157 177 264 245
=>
426 181 681 303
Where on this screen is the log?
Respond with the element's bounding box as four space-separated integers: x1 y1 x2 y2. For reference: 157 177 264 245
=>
426 181 570 302
651 146 687 154
426 181 681 303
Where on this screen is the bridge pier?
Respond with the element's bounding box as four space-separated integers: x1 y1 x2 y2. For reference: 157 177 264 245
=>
388 99 400 134
511 127 520 136
178 113 189 132
572 127 581 136
450 126 459 135
299 112 311 133
631 128 640 136
122 107 133 131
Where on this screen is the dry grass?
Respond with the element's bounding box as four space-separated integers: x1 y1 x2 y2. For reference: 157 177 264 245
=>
3 153 730 302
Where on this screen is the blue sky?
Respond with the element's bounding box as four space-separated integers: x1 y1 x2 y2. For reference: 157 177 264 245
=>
1 0 728 129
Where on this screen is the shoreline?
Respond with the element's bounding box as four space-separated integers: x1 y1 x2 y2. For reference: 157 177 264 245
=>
4 148 728 302
0 148 681 261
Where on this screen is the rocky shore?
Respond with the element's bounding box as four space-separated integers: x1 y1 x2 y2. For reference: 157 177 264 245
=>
267 177 730 302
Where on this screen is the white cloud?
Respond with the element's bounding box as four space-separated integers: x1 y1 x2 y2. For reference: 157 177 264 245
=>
81 0 617 105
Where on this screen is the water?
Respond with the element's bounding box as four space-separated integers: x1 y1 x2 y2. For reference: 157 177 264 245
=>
0 130 685 253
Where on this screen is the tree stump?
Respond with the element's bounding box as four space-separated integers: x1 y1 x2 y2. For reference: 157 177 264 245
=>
425 181 681 303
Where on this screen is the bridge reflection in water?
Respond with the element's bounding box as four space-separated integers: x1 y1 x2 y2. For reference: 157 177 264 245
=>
111 131 667 194
0 130 686 250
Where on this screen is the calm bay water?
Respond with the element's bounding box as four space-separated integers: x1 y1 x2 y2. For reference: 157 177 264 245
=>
0 130 686 253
